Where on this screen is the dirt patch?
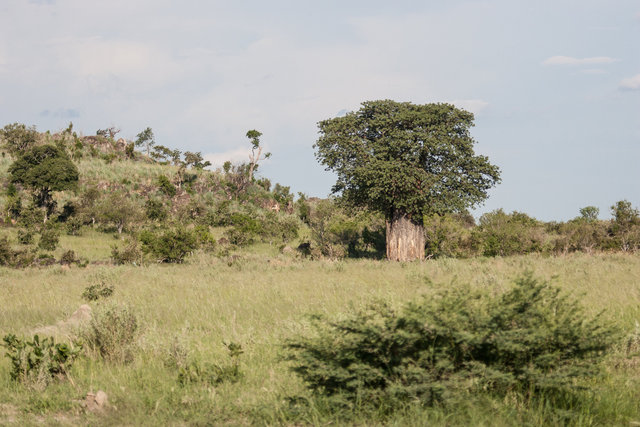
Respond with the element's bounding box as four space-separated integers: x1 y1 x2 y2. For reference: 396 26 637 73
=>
0 403 18 424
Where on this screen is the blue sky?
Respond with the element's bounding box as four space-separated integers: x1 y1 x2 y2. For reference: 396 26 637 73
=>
0 0 638 221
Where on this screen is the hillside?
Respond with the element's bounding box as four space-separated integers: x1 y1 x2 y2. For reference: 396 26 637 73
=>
1 124 640 425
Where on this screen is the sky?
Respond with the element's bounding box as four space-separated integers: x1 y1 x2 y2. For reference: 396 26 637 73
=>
0 0 638 221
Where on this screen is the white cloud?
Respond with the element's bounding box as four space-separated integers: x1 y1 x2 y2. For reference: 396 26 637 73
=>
619 73 640 90
451 99 489 114
542 56 617 66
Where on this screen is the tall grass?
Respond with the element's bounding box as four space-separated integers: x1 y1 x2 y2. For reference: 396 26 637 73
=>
1 252 639 425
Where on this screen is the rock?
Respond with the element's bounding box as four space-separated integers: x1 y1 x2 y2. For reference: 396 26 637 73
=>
66 304 92 328
33 304 92 338
85 390 108 412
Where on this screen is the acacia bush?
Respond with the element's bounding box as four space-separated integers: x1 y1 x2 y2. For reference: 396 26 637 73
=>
139 227 200 263
224 210 300 247
424 212 476 258
111 238 143 265
37 226 60 251
285 274 617 410
474 210 552 257
306 199 385 259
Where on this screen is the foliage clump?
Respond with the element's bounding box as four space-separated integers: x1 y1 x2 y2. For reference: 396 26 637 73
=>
139 227 200 263
8 144 78 221
2 334 82 389
285 274 617 410
83 304 138 364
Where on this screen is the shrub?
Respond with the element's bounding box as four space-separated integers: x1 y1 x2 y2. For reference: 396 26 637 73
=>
424 213 476 258
60 249 77 265
17 228 34 245
111 238 143 265
139 227 200 263
225 212 262 246
65 216 84 236
474 210 551 257
38 227 60 251
82 281 114 302
145 198 168 222
285 274 617 410
552 218 608 254
157 174 177 197
0 236 14 266
83 305 138 364
307 200 385 259
2 334 82 388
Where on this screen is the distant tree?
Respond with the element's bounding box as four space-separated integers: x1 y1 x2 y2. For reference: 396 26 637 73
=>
8 144 79 222
610 200 640 251
135 127 155 158
0 123 39 155
272 183 293 206
183 151 211 169
96 126 120 140
96 192 143 234
315 100 501 261
246 130 271 181
151 145 174 163
579 206 599 222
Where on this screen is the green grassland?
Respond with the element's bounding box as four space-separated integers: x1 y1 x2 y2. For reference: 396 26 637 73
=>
1 250 639 425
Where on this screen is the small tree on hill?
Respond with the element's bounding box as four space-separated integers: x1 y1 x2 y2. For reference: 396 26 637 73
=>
246 130 271 181
0 123 39 155
8 144 79 222
135 127 155 158
315 100 501 261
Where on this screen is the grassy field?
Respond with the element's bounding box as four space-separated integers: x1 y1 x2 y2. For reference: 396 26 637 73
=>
1 251 640 425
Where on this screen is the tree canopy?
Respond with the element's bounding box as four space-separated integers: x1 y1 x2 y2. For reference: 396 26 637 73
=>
9 144 79 193
8 144 79 219
314 100 501 220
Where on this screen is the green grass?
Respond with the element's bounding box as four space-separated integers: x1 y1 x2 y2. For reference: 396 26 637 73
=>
1 252 640 425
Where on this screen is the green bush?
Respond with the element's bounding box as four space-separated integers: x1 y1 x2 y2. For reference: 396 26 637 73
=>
60 249 77 265
139 227 200 263
424 213 476 258
307 200 385 259
82 281 114 302
285 274 617 410
111 238 143 265
224 212 262 246
474 210 551 257
157 174 177 197
0 236 15 266
38 227 60 251
2 334 82 388
83 304 138 364
145 198 168 222
17 228 34 245
65 216 84 236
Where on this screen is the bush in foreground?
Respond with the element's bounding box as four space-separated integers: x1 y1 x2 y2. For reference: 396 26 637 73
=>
83 304 138 364
2 334 82 389
285 274 617 411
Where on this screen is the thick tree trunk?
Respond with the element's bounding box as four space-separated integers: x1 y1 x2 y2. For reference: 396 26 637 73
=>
386 210 425 261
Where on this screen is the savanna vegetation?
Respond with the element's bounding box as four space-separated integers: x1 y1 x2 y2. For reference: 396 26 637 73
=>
1 102 640 425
